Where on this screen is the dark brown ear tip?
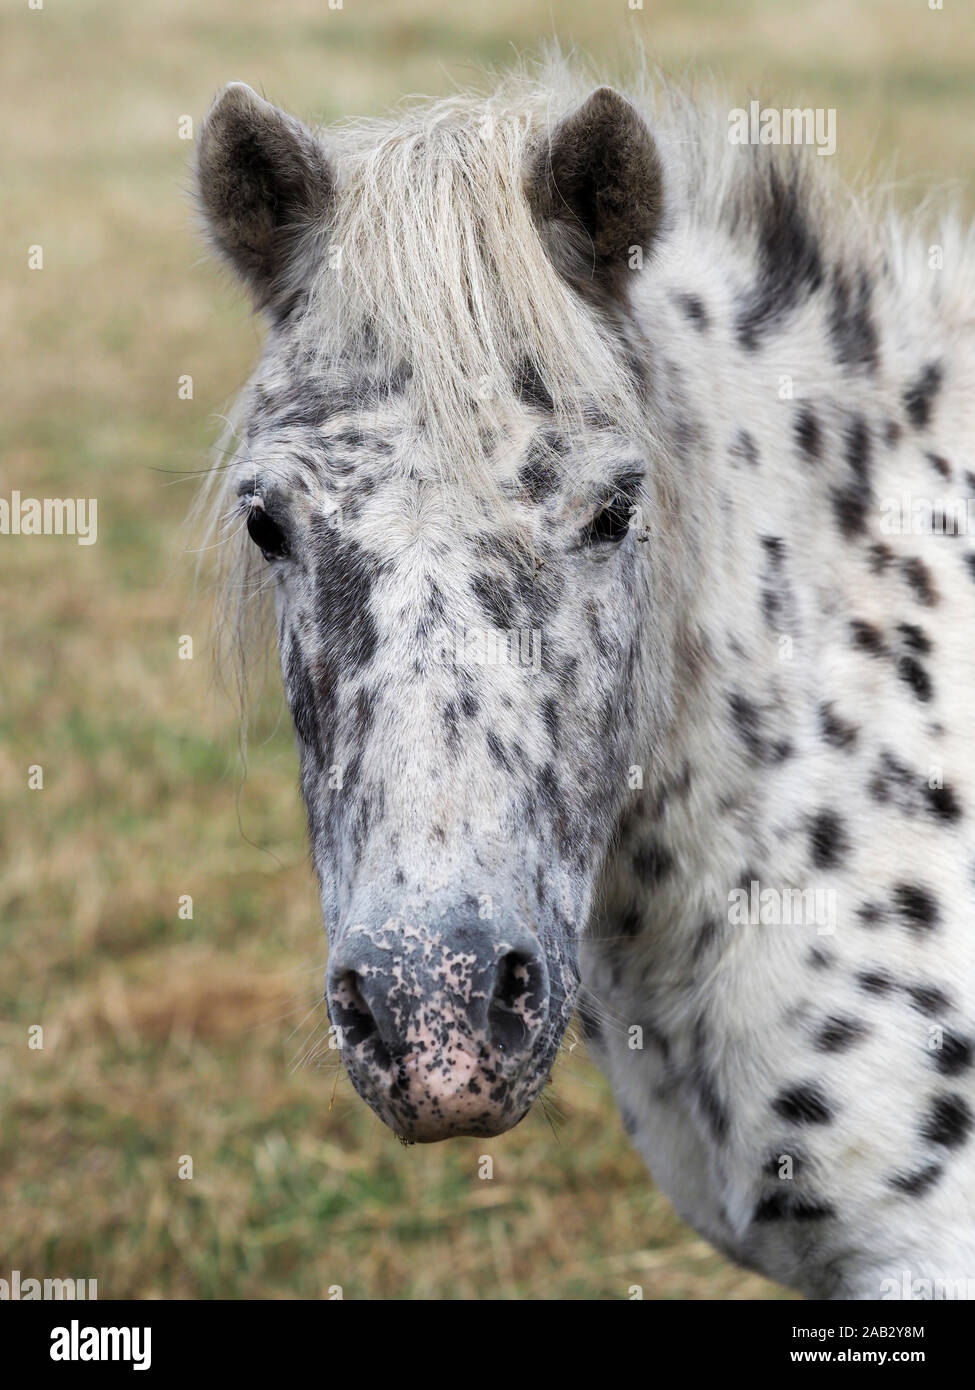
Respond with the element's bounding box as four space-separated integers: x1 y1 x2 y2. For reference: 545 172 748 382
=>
221 80 263 102
199 83 260 148
582 86 633 115
574 87 649 138
209 82 266 118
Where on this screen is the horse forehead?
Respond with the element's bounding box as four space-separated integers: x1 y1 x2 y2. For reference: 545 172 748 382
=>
246 408 622 503
243 413 533 519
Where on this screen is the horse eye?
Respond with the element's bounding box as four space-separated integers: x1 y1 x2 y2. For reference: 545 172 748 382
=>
246 505 289 560
583 495 634 546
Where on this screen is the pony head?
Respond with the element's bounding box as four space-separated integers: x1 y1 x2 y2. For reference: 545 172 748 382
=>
195 73 667 1140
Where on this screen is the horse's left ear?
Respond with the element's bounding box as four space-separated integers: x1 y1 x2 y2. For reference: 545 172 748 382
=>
195 82 335 314
526 87 663 303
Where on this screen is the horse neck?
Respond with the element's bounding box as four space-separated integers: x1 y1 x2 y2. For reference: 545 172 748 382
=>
615 228 900 938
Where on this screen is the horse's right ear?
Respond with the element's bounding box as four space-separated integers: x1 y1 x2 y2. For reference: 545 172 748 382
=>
195 83 334 313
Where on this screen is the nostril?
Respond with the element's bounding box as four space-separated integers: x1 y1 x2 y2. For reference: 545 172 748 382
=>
339 970 372 1028
487 950 544 1055
330 970 388 1062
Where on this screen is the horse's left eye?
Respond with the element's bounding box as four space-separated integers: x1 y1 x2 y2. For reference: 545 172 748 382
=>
246 505 289 560
583 494 635 546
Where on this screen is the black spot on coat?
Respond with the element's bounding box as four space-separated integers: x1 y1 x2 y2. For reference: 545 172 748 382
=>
727 691 792 764
794 406 822 462
894 883 940 932
831 414 872 539
818 702 859 749
755 1191 835 1222
471 572 515 630
814 1015 867 1053
903 362 943 430
900 557 938 607
676 292 710 329
896 654 932 703
934 1031 973 1077
730 429 760 467
849 619 887 656
809 810 849 869
857 968 896 995
889 1163 943 1197
921 1093 972 1149
631 839 674 886
736 164 823 350
906 983 952 1016
773 1083 833 1125
311 525 380 672
827 265 878 373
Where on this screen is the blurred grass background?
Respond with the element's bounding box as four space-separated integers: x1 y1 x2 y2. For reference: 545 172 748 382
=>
1 0 971 1299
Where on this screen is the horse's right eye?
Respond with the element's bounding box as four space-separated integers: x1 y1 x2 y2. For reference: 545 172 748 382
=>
246 505 289 561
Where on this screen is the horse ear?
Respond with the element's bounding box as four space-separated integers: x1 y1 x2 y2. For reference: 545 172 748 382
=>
195 83 334 313
527 87 663 303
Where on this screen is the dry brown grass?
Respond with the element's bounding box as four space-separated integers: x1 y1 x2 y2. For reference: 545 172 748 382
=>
2 0 970 1299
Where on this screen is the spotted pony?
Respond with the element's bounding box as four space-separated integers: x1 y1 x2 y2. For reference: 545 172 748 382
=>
193 59 975 1299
